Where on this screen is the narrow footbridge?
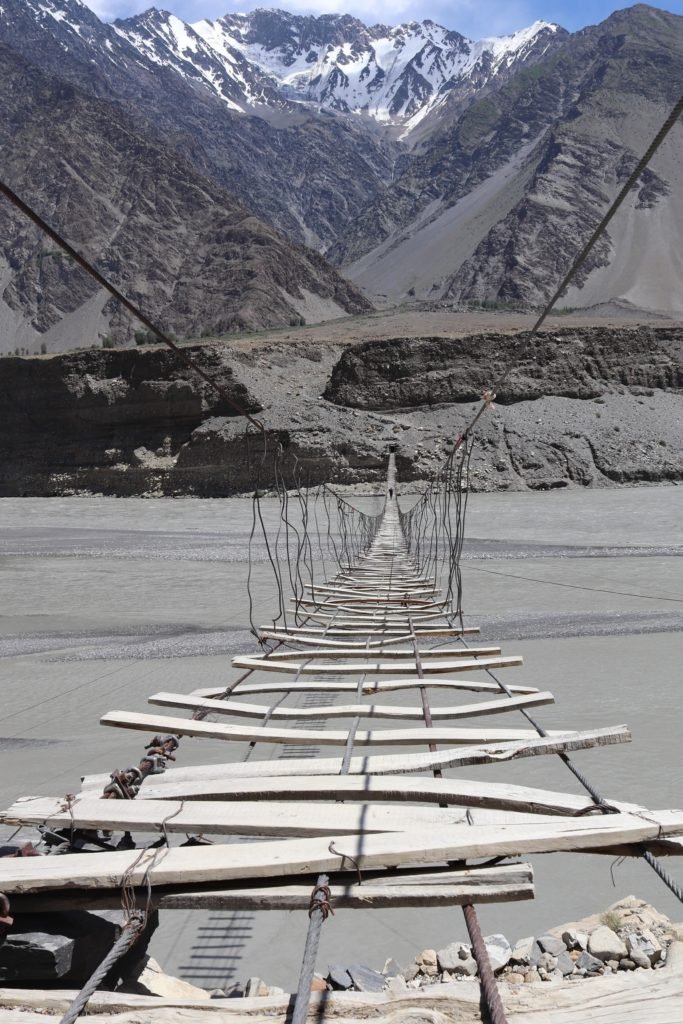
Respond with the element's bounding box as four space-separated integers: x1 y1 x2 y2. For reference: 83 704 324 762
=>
1 455 682 1021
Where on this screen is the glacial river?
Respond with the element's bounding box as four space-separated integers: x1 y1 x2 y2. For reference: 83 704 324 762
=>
0 486 681 989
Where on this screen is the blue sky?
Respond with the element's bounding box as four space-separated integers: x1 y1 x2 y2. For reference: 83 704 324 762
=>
83 0 683 38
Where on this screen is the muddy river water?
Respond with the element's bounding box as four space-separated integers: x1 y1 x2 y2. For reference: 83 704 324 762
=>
0 486 681 989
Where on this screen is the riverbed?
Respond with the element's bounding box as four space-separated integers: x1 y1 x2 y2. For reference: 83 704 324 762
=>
0 486 681 990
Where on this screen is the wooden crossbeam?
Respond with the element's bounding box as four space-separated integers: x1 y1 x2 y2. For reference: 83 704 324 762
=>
191 678 541 698
1 795 568 838
6 864 535 913
147 690 555 722
100 710 563 747
84 725 631 783
230 654 523 675
1 807 680 894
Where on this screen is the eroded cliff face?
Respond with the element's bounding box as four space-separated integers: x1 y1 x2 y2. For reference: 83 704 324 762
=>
1 326 682 497
0 346 261 495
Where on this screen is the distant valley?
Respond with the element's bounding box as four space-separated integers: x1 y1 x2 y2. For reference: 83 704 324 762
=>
0 2 681 355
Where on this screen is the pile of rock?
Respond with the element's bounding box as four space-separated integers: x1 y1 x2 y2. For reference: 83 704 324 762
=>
296 897 683 994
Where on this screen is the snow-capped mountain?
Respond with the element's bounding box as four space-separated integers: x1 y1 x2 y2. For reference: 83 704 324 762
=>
113 8 563 132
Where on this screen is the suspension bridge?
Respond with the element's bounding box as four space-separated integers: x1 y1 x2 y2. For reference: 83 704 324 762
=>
2 451 683 1024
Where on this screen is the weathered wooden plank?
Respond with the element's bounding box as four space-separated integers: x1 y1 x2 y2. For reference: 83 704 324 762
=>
83 726 631 788
148 690 555 722
133 773 615 814
262 626 480 638
0 808 679 894
100 710 560 747
230 654 523 675
6 864 534 915
3 959 683 1023
257 644 501 660
192 677 539 698
1 796 563 837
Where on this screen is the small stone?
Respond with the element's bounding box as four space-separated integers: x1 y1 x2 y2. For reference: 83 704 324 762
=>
537 953 557 973
385 976 407 995
440 971 452 983
562 929 589 951
328 965 353 990
269 986 285 996
626 930 662 965
416 949 438 969
245 977 268 997
620 958 637 971
451 956 478 978
510 936 536 966
628 947 651 970
310 977 328 993
483 934 512 973
537 935 567 957
348 965 385 993
382 958 402 978
407 978 421 990
507 973 525 985
437 942 469 972
588 926 628 962
556 952 575 976
606 959 620 971
524 970 540 984
577 951 604 975
209 989 225 998
664 940 683 971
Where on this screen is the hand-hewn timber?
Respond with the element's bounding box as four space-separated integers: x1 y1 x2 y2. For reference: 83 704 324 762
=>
0 810 681 894
147 690 555 721
99 709 595 747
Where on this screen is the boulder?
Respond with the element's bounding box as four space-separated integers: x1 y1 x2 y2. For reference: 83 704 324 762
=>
483 934 512 973
537 934 567 957
0 932 74 982
451 957 478 978
134 957 210 999
510 936 536 965
556 952 576 976
437 942 470 972
626 928 663 965
562 929 588 951
348 964 385 993
576 951 604 975
588 926 628 961
328 964 353 990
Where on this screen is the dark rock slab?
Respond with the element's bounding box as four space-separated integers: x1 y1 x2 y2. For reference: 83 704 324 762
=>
0 932 74 981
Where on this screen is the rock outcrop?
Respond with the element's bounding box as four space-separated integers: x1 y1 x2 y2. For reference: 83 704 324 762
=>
1 324 681 497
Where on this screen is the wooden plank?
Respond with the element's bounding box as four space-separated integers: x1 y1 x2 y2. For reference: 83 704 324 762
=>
7 864 534 913
191 677 541 698
256 630 477 648
263 626 480 638
100 710 562 747
148 690 555 722
132 775 635 817
82 726 631 787
0 807 679 894
256 645 502 660
230 654 523 675
1 796 563 838
3 961 683 1023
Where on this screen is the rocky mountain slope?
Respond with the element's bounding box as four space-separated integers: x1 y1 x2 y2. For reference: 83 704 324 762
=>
0 44 370 355
337 6 683 315
2 325 681 497
0 2 681 358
